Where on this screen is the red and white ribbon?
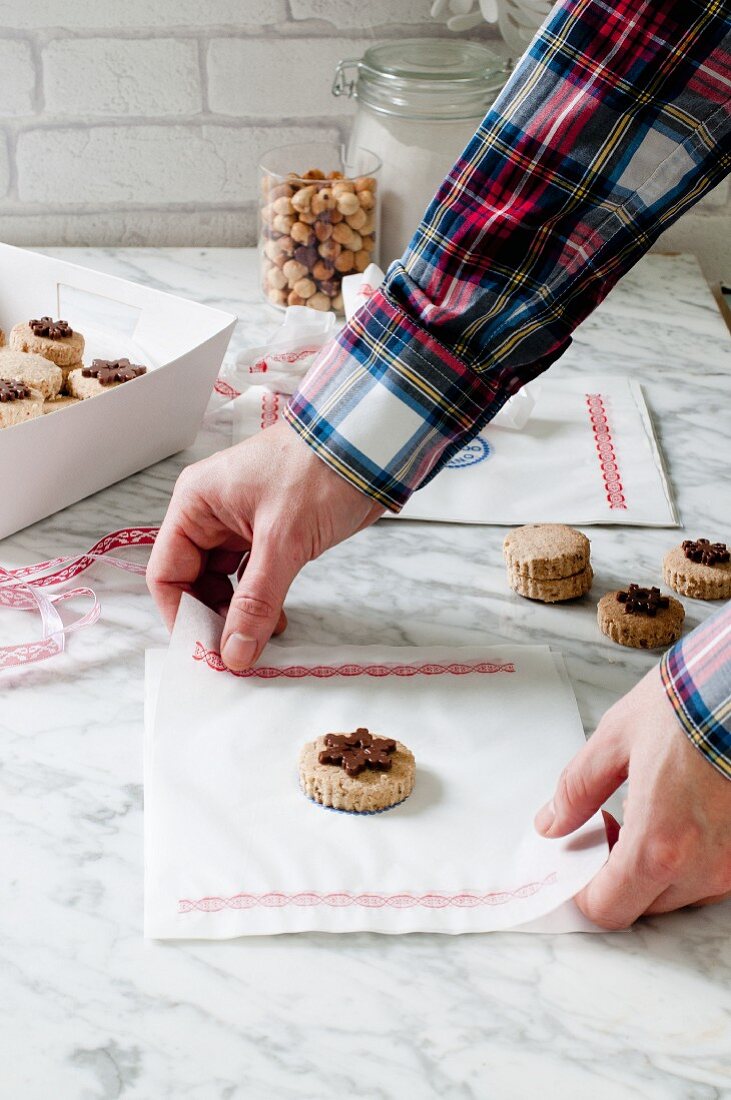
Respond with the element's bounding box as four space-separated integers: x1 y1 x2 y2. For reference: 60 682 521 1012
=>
0 526 158 669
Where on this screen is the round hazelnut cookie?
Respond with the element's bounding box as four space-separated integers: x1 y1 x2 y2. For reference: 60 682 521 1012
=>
299 727 415 814
0 378 43 429
10 318 84 368
43 395 81 414
598 585 684 649
509 564 593 603
67 358 147 399
503 523 590 579
0 348 62 400
663 539 731 600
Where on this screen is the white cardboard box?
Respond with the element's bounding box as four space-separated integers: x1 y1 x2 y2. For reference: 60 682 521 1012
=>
0 243 236 539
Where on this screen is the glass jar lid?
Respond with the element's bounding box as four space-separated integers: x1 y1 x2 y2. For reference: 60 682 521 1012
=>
333 39 508 121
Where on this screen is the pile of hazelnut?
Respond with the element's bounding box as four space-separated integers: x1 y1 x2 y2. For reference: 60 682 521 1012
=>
260 168 377 313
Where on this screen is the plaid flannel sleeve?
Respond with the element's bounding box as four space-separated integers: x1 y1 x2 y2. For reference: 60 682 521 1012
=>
661 604 731 780
286 0 731 510
285 0 731 778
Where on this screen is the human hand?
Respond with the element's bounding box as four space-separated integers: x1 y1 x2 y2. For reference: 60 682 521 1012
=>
535 664 731 928
147 421 384 669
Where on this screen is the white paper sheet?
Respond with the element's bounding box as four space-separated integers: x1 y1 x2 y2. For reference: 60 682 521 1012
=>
144 596 606 938
233 375 678 527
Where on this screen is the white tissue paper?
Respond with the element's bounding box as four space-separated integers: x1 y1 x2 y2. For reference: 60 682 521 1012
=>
340 260 384 320
232 305 337 395
232 374 678 526
144 595 608 938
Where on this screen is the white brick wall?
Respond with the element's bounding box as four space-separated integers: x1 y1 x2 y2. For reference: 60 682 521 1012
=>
0 40 35 116
43 39 203 117
0 1 288 30
0 0 727 285
16 124 339 204
206 37 372 118
0 133 10 198
0 0 496 248
289 0 432 28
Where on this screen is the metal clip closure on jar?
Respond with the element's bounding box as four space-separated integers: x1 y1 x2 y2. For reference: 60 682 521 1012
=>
331 59 360 100
336 39 510 264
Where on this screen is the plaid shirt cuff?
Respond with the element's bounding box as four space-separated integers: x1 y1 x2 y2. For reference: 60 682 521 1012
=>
661 603 731 780
285 287 556 511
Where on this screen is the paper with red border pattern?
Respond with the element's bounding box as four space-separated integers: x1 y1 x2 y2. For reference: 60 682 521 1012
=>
234 376 678 526
144 595 608 937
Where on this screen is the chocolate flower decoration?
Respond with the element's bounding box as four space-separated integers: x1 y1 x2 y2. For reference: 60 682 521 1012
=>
617 584 669 617
29 316 73 339
82 358 147 386
0 379 31 402
682 538 729 566
319 727 397 776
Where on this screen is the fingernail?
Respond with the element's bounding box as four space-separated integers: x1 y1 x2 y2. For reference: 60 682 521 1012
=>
221 633 257 670
535 799 556 835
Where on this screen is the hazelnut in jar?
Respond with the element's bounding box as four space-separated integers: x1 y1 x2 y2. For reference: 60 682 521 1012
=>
259 141 381 315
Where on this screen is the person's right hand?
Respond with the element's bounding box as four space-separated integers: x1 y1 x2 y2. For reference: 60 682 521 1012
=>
535 664 731 926
147 421 384 670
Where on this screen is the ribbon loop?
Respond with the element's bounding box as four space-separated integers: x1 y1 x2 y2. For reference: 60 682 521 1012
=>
0 526 158 669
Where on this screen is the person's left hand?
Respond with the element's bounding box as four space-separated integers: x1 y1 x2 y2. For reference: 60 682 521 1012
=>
535 663 731 928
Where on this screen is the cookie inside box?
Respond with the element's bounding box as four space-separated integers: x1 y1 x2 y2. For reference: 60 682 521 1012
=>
6 288 157 402
0 242 236 539
60 320 153 399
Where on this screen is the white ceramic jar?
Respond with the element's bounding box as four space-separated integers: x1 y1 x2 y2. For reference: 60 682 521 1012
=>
333 39 509 266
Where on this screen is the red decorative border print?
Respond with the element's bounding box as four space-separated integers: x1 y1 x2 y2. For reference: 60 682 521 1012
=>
585 394 627 510
252 345 321 371
178 873 557 913
193 642 515 678
260 391 282 429
214 377 241 399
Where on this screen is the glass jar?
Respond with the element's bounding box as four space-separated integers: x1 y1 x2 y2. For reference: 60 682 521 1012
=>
333 39 509 266
259 140 381 315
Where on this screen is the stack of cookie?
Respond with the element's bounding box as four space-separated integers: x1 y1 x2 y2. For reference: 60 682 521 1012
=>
0 316 84 421
503 524 593 603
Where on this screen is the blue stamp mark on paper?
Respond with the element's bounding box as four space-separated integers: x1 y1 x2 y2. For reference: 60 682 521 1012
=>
446 436 491 469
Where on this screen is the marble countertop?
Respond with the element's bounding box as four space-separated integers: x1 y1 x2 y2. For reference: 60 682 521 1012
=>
2 248 730 1099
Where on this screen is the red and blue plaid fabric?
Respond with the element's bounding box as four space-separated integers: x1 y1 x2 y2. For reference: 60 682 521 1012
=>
662 607 731 779
286 0 731 774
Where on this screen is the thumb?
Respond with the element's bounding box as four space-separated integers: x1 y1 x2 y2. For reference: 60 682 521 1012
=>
535 725 628 839
220 533 302 671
